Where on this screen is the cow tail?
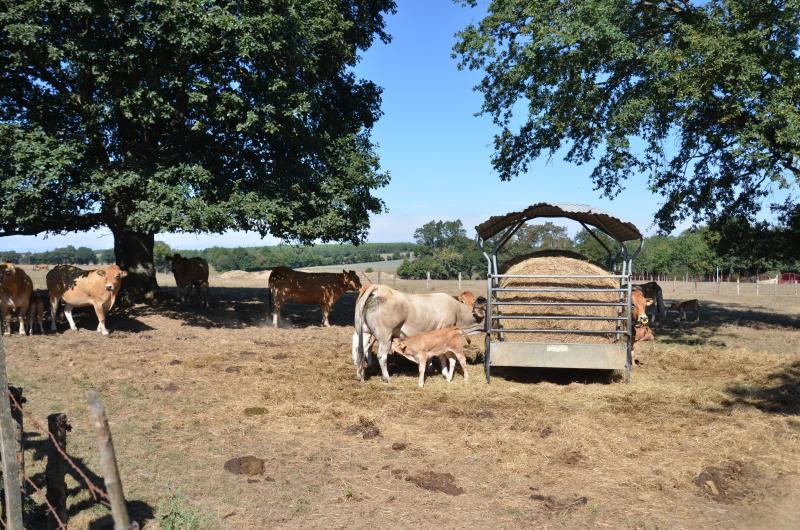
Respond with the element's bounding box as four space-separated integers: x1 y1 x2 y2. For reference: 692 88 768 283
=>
355 284 378 380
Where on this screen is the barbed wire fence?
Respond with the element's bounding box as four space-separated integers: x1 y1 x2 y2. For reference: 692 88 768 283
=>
0 333 138 529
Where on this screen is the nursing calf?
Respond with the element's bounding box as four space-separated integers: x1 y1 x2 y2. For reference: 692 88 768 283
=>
393 327 471 387
353 285 486 382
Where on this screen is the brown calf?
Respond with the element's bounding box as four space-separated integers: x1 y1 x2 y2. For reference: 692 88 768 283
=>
670 299 700 322
268 267 361 327
0 262 33 336
27 291 47 335
170 254 209 308
393 327 471 387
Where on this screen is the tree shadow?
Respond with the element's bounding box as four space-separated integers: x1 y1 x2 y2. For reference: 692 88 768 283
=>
651 300 800 347
488 366 617 385
86 500 155 529
721 361 800 415
119 287 358 330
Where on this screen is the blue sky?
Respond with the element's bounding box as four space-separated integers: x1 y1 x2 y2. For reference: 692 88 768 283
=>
2 1 792 252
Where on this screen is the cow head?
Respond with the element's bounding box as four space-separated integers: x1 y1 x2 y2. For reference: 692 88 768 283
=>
97 265 127 292
456 291 476 306
0 262 13 287
631 287 653 326
471 296 487 323
169 253 184 273
342 270 361 290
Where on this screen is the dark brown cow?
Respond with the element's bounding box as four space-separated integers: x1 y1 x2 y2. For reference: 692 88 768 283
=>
0 262 33 336
169 254 209 308
47 264 126 335
267 267 361 327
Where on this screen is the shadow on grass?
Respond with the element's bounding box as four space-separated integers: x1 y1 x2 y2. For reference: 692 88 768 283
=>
116 287 358 330
651 300 800 347
23 431 154 528
722 361 800 415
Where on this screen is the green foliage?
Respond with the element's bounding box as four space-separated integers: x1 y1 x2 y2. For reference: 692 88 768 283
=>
455 0 800 231
157 491 210 530
0 0 397 249
153 241 174 273
0 245 97 264
499 222 573 261
405 219 485 279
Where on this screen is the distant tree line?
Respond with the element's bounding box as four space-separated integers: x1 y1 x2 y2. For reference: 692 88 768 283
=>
0 245 99 265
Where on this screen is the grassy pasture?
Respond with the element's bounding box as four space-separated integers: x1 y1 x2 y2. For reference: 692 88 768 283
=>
4 267 800 528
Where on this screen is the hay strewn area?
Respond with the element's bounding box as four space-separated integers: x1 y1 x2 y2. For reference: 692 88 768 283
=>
3 271 800 528
499 250 620 343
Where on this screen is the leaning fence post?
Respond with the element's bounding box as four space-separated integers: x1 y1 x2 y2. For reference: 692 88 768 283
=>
0 338 24 530
87 392 136 530
7 387 25 496
46 413 71 530
426 271 430 290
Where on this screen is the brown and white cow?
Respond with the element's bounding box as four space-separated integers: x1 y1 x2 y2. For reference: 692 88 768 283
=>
392 327 471 387
635 281 667 322
169 254 209 309
27 290 48 335
353 284 486 382
630 286 655 364
0 262 33 336
267 267 361 327
46 264 126 335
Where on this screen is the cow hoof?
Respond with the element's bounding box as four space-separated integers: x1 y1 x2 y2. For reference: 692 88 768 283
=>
381 377 390 383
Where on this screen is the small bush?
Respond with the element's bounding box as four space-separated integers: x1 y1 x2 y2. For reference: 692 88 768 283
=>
365 267 374 273
157 491 210 530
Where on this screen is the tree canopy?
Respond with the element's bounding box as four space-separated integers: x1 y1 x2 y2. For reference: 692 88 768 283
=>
454 0 800 232
0 0 396 297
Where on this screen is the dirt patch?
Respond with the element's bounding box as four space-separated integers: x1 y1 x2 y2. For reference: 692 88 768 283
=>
153 383 179 392
391 442 407 451
168 359 181 365
561 450 582 465
224 456 265 476
539 426 553 438
406 471 464 496
694 461 761 503
273 353 289 360
344 417 380 439
244 407 267 416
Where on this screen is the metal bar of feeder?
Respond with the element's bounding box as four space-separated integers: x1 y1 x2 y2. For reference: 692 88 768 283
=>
492 301 627 307
491 315 628 321
491 274 628 279
489 328 631 335
493 287 627 293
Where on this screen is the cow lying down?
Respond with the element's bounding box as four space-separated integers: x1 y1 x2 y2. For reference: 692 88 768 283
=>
392 327 471 387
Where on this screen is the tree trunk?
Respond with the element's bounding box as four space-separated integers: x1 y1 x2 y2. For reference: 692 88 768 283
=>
112 229 158 303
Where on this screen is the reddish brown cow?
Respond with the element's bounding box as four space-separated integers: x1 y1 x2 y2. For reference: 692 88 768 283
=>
47 264 126 335
0 262 33 336
27 291 47 335
169 254 209 308
267 267 361 327
631 286 655 364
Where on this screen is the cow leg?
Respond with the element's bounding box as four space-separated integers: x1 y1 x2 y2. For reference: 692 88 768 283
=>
93 302 109 335
49 296 59 331
377 339 391 383
321 304 331 327
64 304 78 331
272 299 281 327
417 353 428 387
454 351 469 382
445 356 457 382
17 301 29 336
351 331 370 380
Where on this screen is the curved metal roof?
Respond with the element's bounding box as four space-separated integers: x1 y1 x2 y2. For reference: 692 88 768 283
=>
475 202 642 242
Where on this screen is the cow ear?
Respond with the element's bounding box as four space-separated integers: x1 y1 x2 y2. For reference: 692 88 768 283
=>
96 269 106 277
120 270 128 278
645 298 654 306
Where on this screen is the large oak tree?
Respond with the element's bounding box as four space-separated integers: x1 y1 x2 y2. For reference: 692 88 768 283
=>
454 0 800 233
0 0 395 299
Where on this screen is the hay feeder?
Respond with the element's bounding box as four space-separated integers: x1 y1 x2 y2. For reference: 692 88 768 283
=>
476 203 644 382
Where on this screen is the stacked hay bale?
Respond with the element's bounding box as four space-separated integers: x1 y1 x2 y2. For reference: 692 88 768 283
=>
497 250 621 344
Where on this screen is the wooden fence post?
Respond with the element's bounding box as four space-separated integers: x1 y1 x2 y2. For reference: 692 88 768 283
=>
458 272 462 290
736 278 740 296
756 283 760 295
0 337 24 530
8 387 25 496
377 271 381 285
87 392 136 530
426 271 430 290
46 413 71 530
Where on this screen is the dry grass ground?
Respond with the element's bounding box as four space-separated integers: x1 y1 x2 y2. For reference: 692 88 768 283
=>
4 269 800 529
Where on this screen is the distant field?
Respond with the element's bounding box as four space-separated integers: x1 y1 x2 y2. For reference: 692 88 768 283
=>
4 269 800 528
